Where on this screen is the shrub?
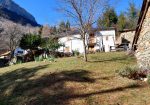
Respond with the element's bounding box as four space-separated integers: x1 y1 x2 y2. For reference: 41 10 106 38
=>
34 55 55 62
117 66 140 79
16 60 23 64
73 50 80 56
34 55 44 62
117 65 150 80
47 56 55 62
138 69 150 78
41 38 62 52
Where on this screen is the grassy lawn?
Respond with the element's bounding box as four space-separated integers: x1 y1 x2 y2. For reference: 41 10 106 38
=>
0 52 150 105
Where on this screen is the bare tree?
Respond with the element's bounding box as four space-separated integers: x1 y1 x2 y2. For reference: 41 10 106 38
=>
1 22 24 52
58 0 108 61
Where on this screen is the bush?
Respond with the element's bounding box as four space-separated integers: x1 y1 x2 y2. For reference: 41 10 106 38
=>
34 55 55 62
117 66 140 79
34 55 44 62
47 56 55 62
16 60 23 64
73 50 80 56
117 66 150 80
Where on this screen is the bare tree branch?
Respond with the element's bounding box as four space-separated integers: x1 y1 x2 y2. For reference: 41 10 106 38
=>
58 0 108 61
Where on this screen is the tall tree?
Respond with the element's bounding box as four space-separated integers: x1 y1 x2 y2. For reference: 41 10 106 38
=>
58 0 106 61
98 7 118 29
126 1 139 29
117 12 127 31
59 21 66 32
66 20 71 31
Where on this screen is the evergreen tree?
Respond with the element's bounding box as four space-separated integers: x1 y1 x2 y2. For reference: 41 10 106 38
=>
117 13 127 31
126 1 139 29
20 34 42 49
66 20 71 30
98 7 118 29
59 21 66 32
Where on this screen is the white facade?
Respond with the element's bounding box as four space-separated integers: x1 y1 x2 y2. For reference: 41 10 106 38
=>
95 30 116 52
58 29 116 53
58 34 84 53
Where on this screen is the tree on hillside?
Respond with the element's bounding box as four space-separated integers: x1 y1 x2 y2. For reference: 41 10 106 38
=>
126 1 139 29
1 22 24 52
59 21 66 32
58 0 107 61
98 7 118 29
66 20 71 30
58 21 71 32
117 12 127 31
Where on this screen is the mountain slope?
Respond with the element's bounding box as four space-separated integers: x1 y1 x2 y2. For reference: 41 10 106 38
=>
0 0 39 26
0 0 36 22
0 7 39 26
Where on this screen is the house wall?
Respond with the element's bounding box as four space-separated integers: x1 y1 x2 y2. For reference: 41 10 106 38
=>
58 35 84 53
58 30 116 53
117 31 135 48
136 6 150 69
95 30 116 52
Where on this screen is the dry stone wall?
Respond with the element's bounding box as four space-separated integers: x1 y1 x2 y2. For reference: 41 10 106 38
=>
136 7 150 69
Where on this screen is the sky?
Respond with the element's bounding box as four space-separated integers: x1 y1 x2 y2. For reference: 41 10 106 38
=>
13 0 143 26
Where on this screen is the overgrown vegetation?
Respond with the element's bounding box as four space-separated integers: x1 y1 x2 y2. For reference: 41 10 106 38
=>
118 66 150 81
20 33 42 49
117 66 140 79
41 38 62 51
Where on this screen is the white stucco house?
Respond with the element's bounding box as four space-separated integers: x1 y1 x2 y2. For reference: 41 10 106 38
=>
58 34 85 53
92 29 116 52
58 28 116 53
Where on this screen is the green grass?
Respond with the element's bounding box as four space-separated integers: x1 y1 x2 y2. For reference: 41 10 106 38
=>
0 52 149 105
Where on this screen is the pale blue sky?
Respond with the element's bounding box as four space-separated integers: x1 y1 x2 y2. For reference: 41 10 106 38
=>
13 0 143 25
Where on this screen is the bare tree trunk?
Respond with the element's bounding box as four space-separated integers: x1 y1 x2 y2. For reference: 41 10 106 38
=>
83 38 87 62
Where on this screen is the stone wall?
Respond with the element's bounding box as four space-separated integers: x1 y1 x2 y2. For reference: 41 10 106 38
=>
116 31 135 48
136 7 150 69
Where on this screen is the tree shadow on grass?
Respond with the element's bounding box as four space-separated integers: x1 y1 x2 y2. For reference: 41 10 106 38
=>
0 66 144 105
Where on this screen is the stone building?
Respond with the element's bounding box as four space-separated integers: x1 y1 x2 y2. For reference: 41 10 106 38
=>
117 29 135 49
132 0 150 69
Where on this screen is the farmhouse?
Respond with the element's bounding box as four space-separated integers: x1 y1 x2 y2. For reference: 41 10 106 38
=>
132 0 150 68
58 28 116 53
90 29 116 52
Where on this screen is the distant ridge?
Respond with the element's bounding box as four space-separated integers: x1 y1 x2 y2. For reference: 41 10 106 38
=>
0 0 40 26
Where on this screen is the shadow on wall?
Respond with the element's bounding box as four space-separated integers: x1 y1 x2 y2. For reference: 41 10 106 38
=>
0 65 143 105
